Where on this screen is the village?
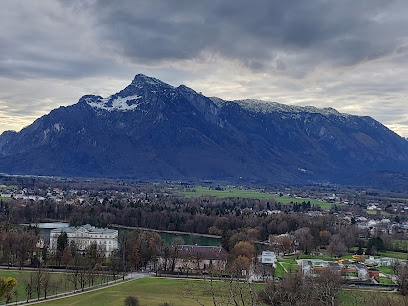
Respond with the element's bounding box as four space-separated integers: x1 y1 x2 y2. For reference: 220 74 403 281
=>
0 178 408 304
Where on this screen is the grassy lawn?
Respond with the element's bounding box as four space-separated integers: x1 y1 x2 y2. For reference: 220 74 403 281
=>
378 250 408 259
0 269 68 302
340 254 355 260
0 269 117 303
337 290 403 305
274 263 286 278
280 262 297 273
299 254 335 261
183 187 333 209
379 277 394 285
377 266 394 275
0 185 18 189
36 276 403 306
41 277 265 306
279 257 297 264
393 240 408 252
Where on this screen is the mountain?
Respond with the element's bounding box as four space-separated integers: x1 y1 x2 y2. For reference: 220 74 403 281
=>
1 74 408 188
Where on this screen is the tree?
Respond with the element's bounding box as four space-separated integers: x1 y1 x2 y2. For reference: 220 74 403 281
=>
259 268 341 306
129 245 141 270
0 277 18 301
294 227 314 254
327 234 347 257
124 295 139 306
170 237 184 272
397 265 408 296
61 246 73 267
33 268 45 300
319 230 331 246
57 231 68 252
25 272 34 302
367 237 385 253
42 271 51 299
391 259 402 275
230 241 255 261
314 268 342 306
15 232 37 268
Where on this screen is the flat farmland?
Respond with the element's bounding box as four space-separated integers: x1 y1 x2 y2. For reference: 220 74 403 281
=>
183 187 334 209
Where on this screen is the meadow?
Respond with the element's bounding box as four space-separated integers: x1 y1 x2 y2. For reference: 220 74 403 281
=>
0 269 118 304
41 277 264 306
183 187 334 209
37 277 403 306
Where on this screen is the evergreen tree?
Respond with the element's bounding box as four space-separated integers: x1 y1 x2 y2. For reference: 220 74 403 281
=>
57 231 68 252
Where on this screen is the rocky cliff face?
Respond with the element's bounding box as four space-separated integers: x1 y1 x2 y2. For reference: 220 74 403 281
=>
1 74 407 188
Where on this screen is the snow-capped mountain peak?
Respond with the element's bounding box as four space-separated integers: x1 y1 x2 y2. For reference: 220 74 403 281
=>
212 98 347 117
85 94 143 111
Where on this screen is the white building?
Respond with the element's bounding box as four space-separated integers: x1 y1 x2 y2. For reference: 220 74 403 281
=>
261 251 277 267
50 224 118 257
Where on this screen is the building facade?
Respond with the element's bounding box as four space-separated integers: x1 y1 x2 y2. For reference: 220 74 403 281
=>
50 224 118 257
260 251 277 267
158 245 228 272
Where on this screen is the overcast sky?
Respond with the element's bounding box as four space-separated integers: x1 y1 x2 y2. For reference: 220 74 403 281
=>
1 0 408 136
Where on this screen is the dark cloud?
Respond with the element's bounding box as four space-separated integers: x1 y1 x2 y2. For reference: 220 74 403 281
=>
1 0 406 79
67 0 406 74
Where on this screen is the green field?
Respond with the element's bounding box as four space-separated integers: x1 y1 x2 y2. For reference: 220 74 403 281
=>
0 269 117 303
37 276 403 306
183 187 334 209
377 266 394 275
0 185 18 190
276 257 298 277
378 250 408 259
379 277 394 284
41 277 264 306
299 254 336 261
0 269 67 303
337 290 403 305
275 263 286 278
393 240 408 252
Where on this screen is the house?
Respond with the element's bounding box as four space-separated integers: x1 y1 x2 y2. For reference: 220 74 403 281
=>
49 224 118 257
355 264 369 280
260 251 277 267
160 245 228 272
302 260 313 277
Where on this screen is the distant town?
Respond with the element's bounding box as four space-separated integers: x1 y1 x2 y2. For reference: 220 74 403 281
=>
0 175 407 304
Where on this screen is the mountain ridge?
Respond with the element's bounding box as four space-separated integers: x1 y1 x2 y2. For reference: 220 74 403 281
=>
1 74 407 188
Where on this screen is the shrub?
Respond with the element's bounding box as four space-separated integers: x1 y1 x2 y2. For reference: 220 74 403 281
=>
124 296 139 306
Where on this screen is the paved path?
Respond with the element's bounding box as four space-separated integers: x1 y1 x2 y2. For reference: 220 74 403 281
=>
279 261 288 273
